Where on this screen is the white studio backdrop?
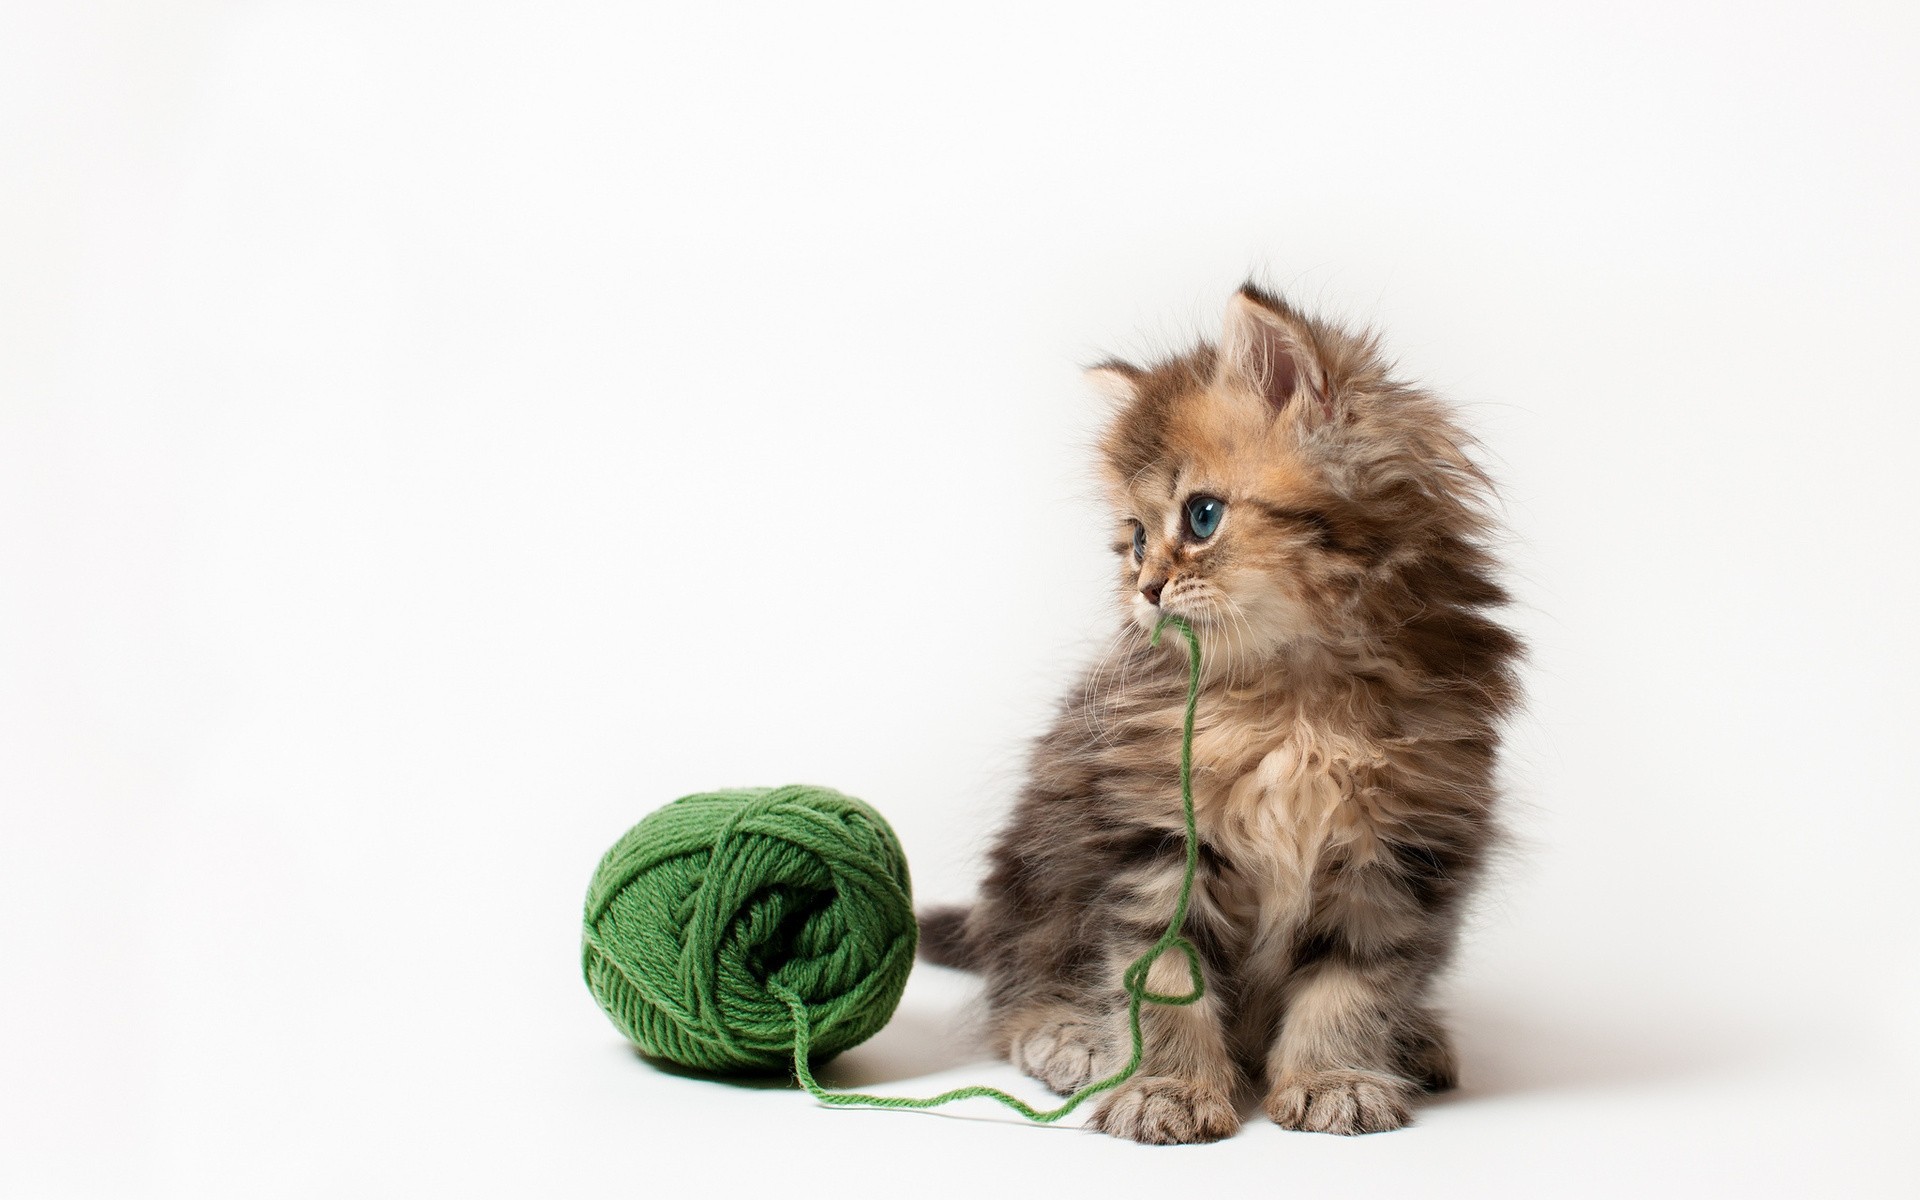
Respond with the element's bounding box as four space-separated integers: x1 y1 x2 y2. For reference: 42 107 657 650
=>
4 2 1916 1197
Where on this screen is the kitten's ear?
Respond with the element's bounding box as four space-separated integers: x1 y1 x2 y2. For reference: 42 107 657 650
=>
1084 361 1144 406
1216 286 1331 423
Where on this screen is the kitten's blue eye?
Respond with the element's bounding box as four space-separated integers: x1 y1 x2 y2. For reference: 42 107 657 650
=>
1185 496 1224 540
1131 523 1146 562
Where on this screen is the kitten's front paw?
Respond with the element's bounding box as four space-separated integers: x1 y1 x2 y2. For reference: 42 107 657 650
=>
1265 1069 1417 1135
1008 1014 1124 1096
1091 1076 1240 1145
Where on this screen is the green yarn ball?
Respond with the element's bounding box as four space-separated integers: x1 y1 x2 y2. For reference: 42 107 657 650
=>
581 784 917 1075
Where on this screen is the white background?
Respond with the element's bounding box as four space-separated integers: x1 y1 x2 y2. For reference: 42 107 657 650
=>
6 2 1917 1196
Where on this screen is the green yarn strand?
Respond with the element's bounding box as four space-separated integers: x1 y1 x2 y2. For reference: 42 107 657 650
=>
782 614 1207 1121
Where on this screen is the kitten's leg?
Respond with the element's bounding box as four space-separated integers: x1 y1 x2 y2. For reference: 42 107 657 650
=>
989 917 1241 1144
1262 944 1438 1135
1063 843 1242 1145
969 773 1243 1143
1085 919 1242 1145
979 902 1132 1098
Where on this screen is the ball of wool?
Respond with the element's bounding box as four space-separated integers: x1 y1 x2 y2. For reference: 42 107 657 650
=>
581 784 917 1074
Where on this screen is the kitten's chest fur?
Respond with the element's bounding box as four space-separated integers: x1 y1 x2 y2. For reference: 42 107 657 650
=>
1174 685 1390 942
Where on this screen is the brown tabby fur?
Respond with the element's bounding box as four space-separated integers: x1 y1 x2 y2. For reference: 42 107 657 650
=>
919 284 1522 1143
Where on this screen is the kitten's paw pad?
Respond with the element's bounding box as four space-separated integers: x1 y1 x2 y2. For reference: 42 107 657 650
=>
1091 1077 1240 1145
1265 1069 1417 1135
1009 1017 1123 1096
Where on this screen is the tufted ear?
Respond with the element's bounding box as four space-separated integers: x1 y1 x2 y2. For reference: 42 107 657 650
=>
1084 360 1144 406
1215 285 1330 423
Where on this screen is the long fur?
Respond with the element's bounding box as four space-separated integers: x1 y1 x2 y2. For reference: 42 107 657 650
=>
921 284 1522 1143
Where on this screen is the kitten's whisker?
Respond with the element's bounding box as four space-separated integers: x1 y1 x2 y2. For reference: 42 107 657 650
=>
1082 627 1129 744
1086 626 1132 749
1216 591 1261 688
1102 632 1148 746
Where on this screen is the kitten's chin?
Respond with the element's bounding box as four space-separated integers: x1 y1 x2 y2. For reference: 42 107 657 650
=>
1132 600 1224 638
1131 599 1308 666
1131 599 1201 632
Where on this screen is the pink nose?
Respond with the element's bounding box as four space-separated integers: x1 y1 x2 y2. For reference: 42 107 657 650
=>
1140 579 1165 606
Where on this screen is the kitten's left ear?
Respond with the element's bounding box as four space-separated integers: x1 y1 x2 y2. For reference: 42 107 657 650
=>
1216 287 1332 424
1084 360 1144 406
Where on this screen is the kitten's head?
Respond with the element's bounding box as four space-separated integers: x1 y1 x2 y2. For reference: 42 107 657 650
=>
1095 284 1505 673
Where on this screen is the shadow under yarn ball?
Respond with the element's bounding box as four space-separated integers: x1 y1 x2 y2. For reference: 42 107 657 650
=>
581 785 918 1075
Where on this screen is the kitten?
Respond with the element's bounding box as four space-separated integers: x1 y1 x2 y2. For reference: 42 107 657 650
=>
919 283 1522 1143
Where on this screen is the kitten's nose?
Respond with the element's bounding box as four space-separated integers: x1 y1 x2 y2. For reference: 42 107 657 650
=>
1140 578 1166 606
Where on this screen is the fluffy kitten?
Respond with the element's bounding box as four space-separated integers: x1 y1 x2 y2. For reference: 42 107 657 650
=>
919 284 1522 1144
